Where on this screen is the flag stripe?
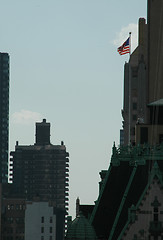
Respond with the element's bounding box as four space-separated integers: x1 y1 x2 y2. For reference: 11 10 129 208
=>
117 37 130 55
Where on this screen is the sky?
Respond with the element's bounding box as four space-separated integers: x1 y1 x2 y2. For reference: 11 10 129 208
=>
0 0 147 218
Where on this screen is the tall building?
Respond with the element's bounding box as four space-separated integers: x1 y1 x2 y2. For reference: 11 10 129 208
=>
0 53 10 183
68 1 163 239
10 119 69 231
122 0 163 146
91 0 163 238
121 18 148 146
135 0 163 146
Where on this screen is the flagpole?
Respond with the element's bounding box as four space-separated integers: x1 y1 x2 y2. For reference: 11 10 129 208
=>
129 32 131 56
128 32 131 146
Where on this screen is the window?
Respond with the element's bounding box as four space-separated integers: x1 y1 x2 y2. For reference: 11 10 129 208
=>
16 204 19 210
10 204 14 210
154 207 158 222
133 102 137 110
7 217 13 223
140 127 148 144
41 227 44 233
50 227 52 233
41 237 44 240
132 67 138 77
131 127 135 135
49 236 52 240
41 217 44 223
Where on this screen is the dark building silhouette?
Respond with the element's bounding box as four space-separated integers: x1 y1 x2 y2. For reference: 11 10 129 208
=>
1 195 65 240
69 0 163 239
135 0 163 146
121 18 148 146
10 119 69 234
122 0 163 146
91 0 163 238
0 53 10 184
1 197 26 240
89 144 163 239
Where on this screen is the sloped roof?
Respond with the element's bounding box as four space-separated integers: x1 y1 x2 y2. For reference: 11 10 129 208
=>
65 212 97 240
90 144 163 240
90 159 133 239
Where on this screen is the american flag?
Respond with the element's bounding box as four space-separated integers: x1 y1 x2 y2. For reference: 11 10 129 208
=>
117 37 130 55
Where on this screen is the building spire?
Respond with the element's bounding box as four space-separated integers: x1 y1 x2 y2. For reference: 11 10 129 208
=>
76 197 80 217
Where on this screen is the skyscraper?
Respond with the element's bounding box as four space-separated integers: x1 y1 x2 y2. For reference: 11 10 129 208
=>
0 53 10 183
134 0 163 146
10 119 69 221
71 1 163 239
122 0 163 146
121 18 148 146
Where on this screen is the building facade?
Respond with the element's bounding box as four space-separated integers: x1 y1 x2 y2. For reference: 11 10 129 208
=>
10 119 69 234
121 18 148 146
135 0 163 146
25 202 57 240
1 198 65 240
122 0 163 146
1 197 26 240
69 0 163 239
0 53 10 183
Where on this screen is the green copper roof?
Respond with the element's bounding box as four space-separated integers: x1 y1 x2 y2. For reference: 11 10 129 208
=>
148 98 163 106
90 143 163 239
65 212 97 240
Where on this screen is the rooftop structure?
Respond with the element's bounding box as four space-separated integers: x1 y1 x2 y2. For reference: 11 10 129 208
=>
65 212 97 240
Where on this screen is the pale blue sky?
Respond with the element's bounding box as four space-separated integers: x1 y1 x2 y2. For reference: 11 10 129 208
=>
1 0 146 218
